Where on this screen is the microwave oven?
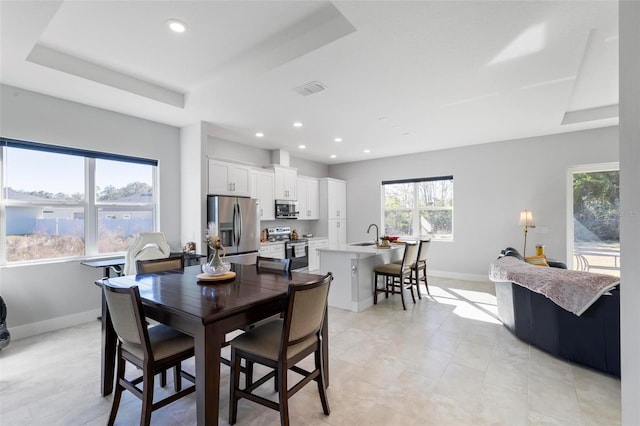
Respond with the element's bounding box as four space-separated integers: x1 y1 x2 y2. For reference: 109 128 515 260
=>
275 200 299 219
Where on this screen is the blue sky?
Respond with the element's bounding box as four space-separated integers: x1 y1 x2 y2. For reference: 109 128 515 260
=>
5 148 152 194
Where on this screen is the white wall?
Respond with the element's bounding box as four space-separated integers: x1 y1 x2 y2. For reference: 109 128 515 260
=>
207 136 329 178
330 126 618 281
0 85 181 338
619 1 640 423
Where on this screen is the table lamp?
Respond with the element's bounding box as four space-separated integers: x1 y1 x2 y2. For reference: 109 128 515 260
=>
519 209 535 257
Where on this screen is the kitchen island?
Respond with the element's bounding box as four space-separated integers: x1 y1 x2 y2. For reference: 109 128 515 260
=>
319 243 404 312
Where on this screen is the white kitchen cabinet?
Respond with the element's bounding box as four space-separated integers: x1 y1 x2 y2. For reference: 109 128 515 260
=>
308 238 328 271
259 243 285 259
250 169 275 220
326 179 346 219
297 176 319 220
327 220 347 249
208 159 251 196
271 166 297 200
318 178 347 249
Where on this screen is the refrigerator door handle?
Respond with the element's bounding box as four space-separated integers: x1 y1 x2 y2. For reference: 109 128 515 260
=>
232 203 238 247
236 202 243 247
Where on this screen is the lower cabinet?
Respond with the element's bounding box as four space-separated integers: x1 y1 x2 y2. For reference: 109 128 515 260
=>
259 243 285 259
327 220 347 249
308 238 329 272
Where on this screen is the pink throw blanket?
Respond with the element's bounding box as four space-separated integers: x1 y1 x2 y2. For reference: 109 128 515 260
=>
489 256 620 316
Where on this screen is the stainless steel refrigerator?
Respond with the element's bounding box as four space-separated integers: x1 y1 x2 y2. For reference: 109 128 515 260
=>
207 195 260 265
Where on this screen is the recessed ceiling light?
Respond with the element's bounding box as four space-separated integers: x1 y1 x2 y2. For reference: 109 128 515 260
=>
298 145 306 150
293 122 303 128
334 137 342 143
255 132 264 138
167 19 186 33
363 149 370 153
330 154 336 159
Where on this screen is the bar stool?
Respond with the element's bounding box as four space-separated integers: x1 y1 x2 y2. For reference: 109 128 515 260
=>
373 242 419 310
393 239 431 298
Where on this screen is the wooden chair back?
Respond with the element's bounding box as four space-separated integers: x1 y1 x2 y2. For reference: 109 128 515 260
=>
136 255 185 274
256 256 291 272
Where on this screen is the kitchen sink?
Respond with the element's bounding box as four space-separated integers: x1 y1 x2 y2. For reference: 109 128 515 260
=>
350 242 377 246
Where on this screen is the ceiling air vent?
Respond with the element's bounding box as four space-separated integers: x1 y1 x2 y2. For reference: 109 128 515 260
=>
292 81 327 96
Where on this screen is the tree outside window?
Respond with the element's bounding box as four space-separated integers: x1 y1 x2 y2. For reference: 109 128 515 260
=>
383 176 453 240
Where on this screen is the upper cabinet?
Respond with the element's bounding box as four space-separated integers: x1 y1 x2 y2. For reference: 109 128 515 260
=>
297 176 319 220
325 178 346 219
208 159 251 196
249 169 275 221
271 166 297 200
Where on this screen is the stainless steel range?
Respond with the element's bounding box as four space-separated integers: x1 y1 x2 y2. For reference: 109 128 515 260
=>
267 226 309 271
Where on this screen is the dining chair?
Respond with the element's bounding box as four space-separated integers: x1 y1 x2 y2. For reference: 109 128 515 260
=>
256 256 292 272
228 272 333 426
393 239 431 297
373 241 419 310
136 254 185 274
102 281 195 426
123 232 172 276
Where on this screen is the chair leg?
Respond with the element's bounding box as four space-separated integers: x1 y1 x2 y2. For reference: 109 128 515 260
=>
414 266 422 299
373 272 379 305
422 262 430 295
174 363 182 392
315 345 330 415
229 349 241 425
141 364 154 426
407 276 416 304
399 276 407 310
278 362 289 426
160 369 167 387
245 360 254 389
107 352 126 426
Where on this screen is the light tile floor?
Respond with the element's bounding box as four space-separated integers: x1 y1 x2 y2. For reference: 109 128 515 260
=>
0 277 621 425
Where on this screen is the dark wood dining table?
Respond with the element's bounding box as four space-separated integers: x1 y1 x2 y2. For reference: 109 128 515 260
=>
96 263 329 426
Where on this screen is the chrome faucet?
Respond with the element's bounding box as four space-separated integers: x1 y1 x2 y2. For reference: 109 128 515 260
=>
367 224 379 244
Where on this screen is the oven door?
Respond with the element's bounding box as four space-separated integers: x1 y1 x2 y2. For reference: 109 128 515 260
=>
285 241 309 271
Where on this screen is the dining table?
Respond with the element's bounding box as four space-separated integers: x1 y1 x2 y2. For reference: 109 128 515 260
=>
95 263 329 426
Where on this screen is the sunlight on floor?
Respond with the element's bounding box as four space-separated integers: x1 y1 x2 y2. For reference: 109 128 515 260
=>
427 280 502 324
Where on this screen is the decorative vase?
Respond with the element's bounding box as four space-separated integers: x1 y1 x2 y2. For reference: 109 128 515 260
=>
208 242 226 269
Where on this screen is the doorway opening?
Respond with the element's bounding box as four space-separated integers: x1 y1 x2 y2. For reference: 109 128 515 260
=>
567 163 620 277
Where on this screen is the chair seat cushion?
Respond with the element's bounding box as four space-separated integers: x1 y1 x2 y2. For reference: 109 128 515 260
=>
230 319 317 361
374 263 403 275
123 324 193 361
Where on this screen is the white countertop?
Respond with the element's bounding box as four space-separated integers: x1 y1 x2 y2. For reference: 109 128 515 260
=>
318 243 404 255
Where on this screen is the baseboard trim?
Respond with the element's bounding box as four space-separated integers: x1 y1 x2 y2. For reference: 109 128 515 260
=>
9 309 101 341
429 270 491 283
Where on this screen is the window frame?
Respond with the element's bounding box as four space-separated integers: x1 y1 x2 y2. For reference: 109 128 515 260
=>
381 175 454 241
1 137 158 265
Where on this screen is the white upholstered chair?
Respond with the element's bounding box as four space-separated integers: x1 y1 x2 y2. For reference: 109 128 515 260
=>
123 232 171 276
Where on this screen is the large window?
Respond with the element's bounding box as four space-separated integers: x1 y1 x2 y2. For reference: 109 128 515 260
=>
1 138 157 263
382 176 453 240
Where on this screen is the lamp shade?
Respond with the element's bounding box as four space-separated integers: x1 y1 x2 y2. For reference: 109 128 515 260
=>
519 209 535 227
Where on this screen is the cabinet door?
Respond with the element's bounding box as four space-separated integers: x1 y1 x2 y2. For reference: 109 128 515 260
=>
209 160 232 195
327 180 346 219
230 165 251 196
256 172 275 220
297 177 319 220
309 238 328 271
209 160 251 196
274 166 297 200
328 220 347 249
308 240 319 271
307 179 319 219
